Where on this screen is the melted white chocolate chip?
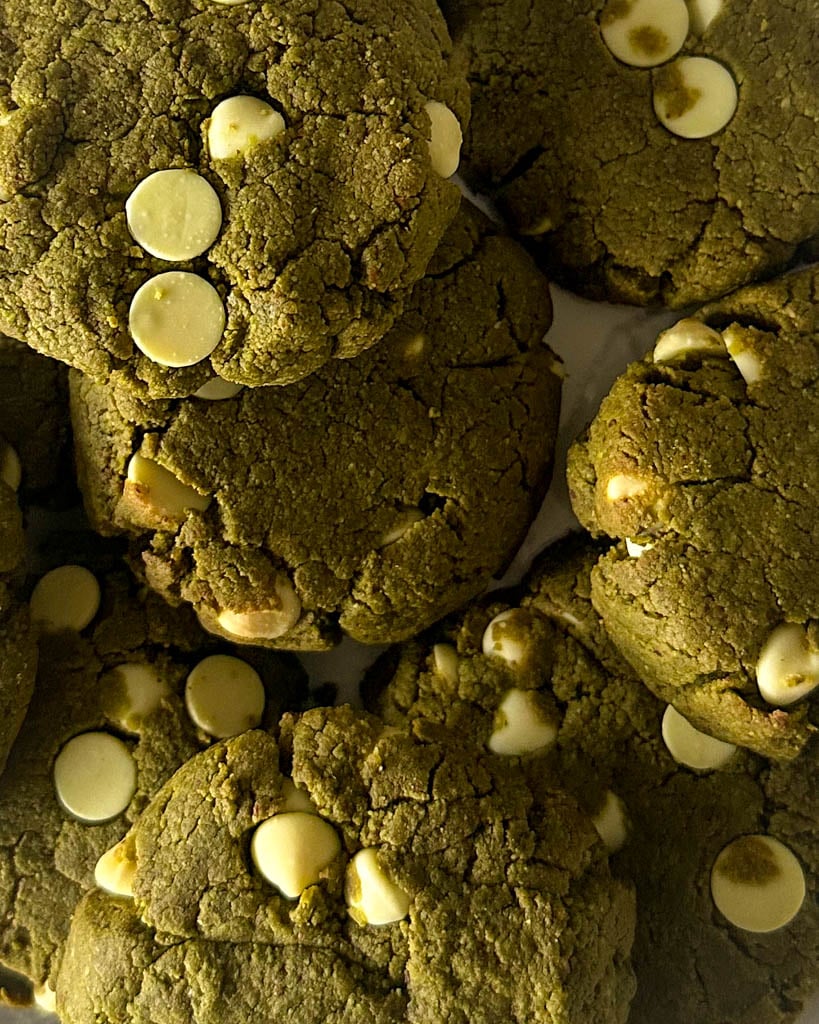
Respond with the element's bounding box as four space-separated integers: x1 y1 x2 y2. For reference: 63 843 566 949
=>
33 984 57 1014
625 537 654 558
481 609 531 666
711 835 805 933
105 662 170 732
756 623 819 707
208 96 285 159
605 474 647 501
129 271 225 368
653 56 738 139
0 441 21 491
600 0 689 68
661 704 736 770
722 324 763 385
30 565 101 633
216 578 301 641
653 318 727 364
487 688 557 756
193 376 243 401
125 453 211 522
432 643 459 686
185 654 265 738
346 848 410 926
94 837 137 897
424 100 462 178
281 779 317 814
687 0 723 34
53 732 137 823
126 169 222 261
250 811 341 898
591 790 629 853
379 509 424 547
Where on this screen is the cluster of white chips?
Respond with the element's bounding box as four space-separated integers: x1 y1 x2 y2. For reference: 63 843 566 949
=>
599 0 738 138
125 95 286 371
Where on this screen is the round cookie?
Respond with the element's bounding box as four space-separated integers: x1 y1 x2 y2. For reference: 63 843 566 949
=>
444 0 819 306
70 204 562 649
0 0 468 396
0 565 307 1001
363 536 819 1024
566 267 819 759
54 704 636 1024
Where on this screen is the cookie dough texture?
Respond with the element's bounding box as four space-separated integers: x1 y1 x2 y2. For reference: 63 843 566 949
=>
70 206 562 648
0 0 468 396
363 536 819 1024
0 570 306 994
0 451 36 775
567 268 819 759
56 705 636 1024
444 0 819 306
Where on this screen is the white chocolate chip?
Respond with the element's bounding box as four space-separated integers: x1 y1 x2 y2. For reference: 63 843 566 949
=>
0 441 21 491
379 509 424 547
711 835 806 933
424 100 462 178
193 376 243 400
30 565 101 633
33 984 57 1014
125 169 222 262
653 56 738 139
661 704 736 770
125 453 211 521
488 688 557 756
185 654 265 738
687 0 723 34
94 837 137 898
722 324 763 385
591 790 629 853
208 95 285 160
432 643 459 686
756 623 819 707
105 662 170 732
605 474 647 501
625 537 655 558
281 779 317 814
53 732 137 823
250 811 341 898
653 318 727 364
600 0 689 68
129 271 225 368
216 578 301 641
481 609 531 667
346 848 410 926
400 333 427 359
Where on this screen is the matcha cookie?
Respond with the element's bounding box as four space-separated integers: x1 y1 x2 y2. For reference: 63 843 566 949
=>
0 438 36 774
567 268 819 759
363 536 819 1024
70 205 562 649
55 704 635 1024
445 0 819 306
0 564 307 1001
0 0 467 396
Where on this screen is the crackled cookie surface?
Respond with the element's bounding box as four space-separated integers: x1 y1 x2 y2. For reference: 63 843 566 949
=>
0 567 306 999
55 704 635 1024
567 269 819 759
0 0 467 395
444 0 819 306
70 206 562 649
363 537 819 1024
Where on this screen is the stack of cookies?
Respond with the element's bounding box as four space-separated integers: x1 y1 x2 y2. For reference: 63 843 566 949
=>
0 0 816 1022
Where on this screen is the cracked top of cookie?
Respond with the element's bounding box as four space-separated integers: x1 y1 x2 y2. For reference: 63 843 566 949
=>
0 0 468 396
54 704 636 1024
567 268 819 759
362 535 819 1024
0 566 307 997
444 0 819 306
69 205 562 649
